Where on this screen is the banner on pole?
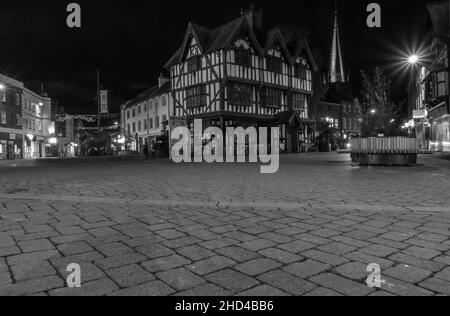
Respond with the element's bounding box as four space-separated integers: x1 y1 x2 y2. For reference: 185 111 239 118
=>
100 90 109 114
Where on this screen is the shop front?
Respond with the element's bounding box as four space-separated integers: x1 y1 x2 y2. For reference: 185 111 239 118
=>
0 132 23 160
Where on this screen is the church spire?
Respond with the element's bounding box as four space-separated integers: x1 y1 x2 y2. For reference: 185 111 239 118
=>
329 1 346 83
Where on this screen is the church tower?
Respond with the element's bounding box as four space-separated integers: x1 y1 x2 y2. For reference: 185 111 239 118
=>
328 2 347 84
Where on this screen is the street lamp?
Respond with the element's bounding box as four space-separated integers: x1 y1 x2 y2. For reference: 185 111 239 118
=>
0 84 5 90
408 55 419 65
370 109 376 114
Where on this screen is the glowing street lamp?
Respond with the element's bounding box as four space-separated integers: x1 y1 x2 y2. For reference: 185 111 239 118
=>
408 55 419 65
0 84 5 90
370 109 376 114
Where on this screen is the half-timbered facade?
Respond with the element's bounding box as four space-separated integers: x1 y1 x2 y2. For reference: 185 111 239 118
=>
165 7 318 153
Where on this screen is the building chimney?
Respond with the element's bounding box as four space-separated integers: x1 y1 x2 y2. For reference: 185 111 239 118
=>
158 73 169 88
242 5 263 29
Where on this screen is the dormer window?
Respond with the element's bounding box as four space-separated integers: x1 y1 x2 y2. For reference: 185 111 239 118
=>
267 56 282 74
187 56 202 73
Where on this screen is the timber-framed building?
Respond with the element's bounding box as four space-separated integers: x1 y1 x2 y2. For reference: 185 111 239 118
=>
165 6 318 153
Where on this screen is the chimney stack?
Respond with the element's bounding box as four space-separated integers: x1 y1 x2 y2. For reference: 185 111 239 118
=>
242 4 263 29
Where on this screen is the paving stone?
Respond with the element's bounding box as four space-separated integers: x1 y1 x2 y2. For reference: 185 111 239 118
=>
49 278 119 296
405 239 449 252
156 229 186 240
136 244 174 259
0 272 12 286
57 241 94 256
388 253 445 273
240 239 277 252
294 233 330 246
0 258 8 273
419 278 450 295
0 246 21 257
176 245 216 261
258 232 293 244
106 264 154 288
302 250 348 267
384 264 432 283
200 238 239 250
359 244 398 257
235 258 281 276
344 252 394 269
95 253 147 270
110 280 175 296
123 235 164 247
284 260 329 279
95 242 134 257
50 251 103 268
215 246 259 263
8 250 60 267
0 275 64 296
310 273 373 296
318 242 357 256
402 246 441 260
379 232 414 242
11 260 57 282
331 236 370 248
58 262 105 283
304 287 343 296
175 284 231 296
258 248 302 264
278 240 315 254
334 262 368 280
163 237 201 249
310 228 341 238
237 285 289 296
157 268 206 291
206 269 259 293
188 256 236 276
381 276 433 296
142 255 190 273
258 270 316 295
435 267 450 282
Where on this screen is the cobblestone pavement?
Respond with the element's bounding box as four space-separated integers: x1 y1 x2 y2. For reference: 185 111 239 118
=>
0 153 450 296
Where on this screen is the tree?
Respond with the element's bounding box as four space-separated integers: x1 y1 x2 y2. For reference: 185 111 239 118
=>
355 67 402 137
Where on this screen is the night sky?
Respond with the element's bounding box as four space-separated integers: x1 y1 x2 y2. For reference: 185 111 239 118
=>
0 0 431 114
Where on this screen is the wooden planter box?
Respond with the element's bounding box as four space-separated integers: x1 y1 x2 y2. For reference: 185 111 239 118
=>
346 137 420 166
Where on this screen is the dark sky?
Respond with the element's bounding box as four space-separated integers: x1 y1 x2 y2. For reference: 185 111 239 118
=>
0 0 431 114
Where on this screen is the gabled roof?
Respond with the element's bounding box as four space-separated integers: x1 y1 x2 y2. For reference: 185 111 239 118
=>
265 28 293 65
164 14 318 73
165 17 263 68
